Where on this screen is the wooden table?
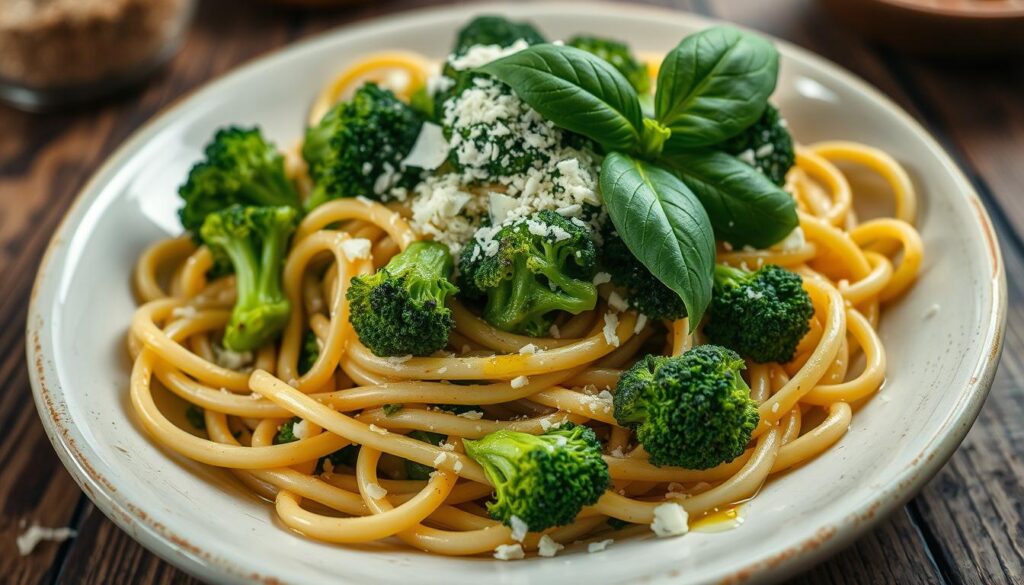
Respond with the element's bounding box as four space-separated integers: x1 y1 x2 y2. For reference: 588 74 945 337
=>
1 1 1021 583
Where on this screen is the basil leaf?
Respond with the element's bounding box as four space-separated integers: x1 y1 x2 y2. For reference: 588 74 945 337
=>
656 26 779 149
600 152 715 329
663 150 798 248
478 44 644 152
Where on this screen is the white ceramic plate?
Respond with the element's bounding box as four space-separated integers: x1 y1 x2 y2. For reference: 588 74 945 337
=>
27 3 1006 584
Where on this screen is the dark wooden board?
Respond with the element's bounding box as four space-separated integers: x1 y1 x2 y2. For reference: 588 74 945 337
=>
1 0 1020 583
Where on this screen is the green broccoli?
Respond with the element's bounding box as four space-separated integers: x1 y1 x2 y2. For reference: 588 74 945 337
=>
441 76 560 181
303 83 424 209
705 264 814 364
315 445 360 473
199 205 298 352
404 430 447 480
463 423 609 531
178 126 301 235
298 330 320 375
567 35 650 94
347 241 458 357
600 220 686 321
458 210 598 337
185 405 205 430
721 104 795 186
274 417 301 444
614 346 760 470
452 15 545 56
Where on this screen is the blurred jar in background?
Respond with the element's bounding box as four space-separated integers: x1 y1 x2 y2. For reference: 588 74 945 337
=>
0 0 196 112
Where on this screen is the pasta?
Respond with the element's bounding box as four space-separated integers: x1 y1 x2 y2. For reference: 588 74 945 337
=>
127 18 923 559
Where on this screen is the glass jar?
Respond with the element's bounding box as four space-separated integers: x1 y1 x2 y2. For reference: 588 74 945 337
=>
0 0 196 112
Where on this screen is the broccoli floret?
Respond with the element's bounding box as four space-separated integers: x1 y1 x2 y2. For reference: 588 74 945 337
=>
200 205 297 351
463 423 609 531
458 210 598 336
347 241 458 357
721 105 795 186
185 405 205 430
452 15 545 56
303 83 424 209
274 416 302 444
567 35 650 94
315 445 360 473
298 330 320 375
600 220 686 321
405 430 447 480
614 346 760 470
705 264 813 364
178 126 301 234
441 77 558 181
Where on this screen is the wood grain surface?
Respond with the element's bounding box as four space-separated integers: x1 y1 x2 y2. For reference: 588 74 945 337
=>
0 0 1020 583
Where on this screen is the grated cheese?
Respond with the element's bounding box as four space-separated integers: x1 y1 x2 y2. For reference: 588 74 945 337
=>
537 534 564 557
340 238 372 262
603 313 620 347
651 502 689 537
364 482 388 500
509 516 529 542
510 375 529 389
493 543 525 561
588 538 614 553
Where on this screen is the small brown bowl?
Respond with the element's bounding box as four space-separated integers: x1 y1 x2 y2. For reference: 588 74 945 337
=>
818 0 1024 56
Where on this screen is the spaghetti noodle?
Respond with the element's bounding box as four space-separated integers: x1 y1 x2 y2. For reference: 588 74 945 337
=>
127 38 923 558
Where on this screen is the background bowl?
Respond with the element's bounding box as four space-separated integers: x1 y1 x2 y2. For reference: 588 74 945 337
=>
27 3 1005 584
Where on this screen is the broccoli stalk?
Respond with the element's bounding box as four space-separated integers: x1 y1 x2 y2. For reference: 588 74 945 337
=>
347 241 458 357
721 104 795 186
614 346 760 470
303 83 424 209
567 35 650 94
463 424 609 531
600 220 687 321
179 126 301 234
706 264 814 363
200 205 298 352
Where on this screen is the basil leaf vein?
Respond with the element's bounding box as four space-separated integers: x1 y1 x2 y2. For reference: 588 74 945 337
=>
478 44 644 152
600 152 715 329
656 26 779 149
663 150 798 248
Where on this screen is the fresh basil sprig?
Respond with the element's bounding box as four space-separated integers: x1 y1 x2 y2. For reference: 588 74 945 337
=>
655 26 779 151
663 150 798 248
601 153 715 322
478 44 644 152
474 26 795 328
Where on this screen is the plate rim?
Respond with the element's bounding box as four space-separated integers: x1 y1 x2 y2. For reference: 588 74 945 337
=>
25 2 1007 584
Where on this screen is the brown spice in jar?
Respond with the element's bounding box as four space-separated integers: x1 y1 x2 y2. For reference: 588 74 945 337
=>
0 0 193 89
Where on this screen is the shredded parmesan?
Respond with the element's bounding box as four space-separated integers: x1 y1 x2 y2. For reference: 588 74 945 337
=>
510 375 529 389
364 482 388 500
340 238 372 261
509 516 529 542
537 534 564 557
493 543 525 561
651 502 689 537
603 313 620 347
17 524 77 556
588 538 614 553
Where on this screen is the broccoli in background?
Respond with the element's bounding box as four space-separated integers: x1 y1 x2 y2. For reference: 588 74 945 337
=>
178 126 301 235
705 264 813 364
199 205 298 352
600 220 687 321
458 210 598 337
274 417 302 444
298 330 320 375
185 405 206 431
347 241 459 357
452 15 546 56
404 430 447 480
303 83 424 209
463 424 609 532
721 104 795 186
315 445 361 473
567 35 650 94
614 345 760 470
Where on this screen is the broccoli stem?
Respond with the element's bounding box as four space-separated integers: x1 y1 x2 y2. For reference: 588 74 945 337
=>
713 263 751 287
